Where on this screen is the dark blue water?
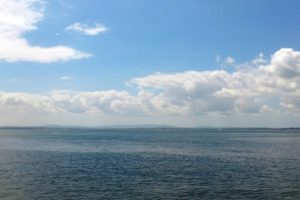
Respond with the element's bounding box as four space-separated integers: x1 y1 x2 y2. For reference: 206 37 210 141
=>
0 128 299 199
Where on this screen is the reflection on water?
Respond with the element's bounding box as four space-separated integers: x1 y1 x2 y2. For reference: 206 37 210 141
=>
0 128 299 199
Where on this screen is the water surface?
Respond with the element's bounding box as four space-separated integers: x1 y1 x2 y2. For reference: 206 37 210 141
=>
0 128 299 199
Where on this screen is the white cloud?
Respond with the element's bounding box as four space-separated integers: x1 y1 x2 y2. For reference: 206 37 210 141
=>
131 48 300 116
225 56 235 65
0 0 90 63
0 90 143 115
66 23 107 36
60 76 72 81
0 48 300 126
252 53 266 65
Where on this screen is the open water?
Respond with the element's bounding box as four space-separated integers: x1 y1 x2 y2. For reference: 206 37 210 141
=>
0 128 299 199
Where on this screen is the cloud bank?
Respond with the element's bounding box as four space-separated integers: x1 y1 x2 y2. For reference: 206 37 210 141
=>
0 0 90 63
1 48 299 126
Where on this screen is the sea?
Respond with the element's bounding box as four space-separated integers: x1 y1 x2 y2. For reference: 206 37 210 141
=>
0 128 299 200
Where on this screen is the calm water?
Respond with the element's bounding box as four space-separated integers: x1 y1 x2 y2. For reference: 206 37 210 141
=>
0 128 299 200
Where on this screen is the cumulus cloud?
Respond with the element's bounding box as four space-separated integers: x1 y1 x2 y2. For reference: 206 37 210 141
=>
131 48 300 115
0 90 143 115
0 48 300 125
0 0 90 63
66 23 107 36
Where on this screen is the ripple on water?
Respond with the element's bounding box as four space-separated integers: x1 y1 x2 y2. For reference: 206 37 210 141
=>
0 128 299 200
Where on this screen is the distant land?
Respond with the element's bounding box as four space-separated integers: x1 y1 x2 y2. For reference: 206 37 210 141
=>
0 125 299 130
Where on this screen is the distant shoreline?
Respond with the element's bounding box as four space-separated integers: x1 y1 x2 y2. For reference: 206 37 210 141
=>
0 126 299 130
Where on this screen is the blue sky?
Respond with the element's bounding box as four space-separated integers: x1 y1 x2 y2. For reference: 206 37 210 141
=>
0 0 300 127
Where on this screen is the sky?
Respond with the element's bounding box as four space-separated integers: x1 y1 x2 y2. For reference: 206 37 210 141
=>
0 0 300 127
